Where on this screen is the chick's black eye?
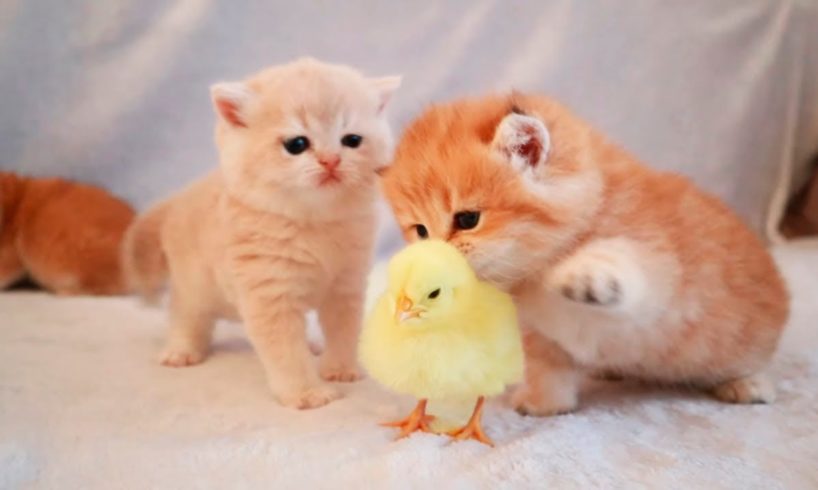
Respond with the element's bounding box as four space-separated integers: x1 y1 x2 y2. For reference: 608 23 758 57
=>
415 224 429 239
341 134 363 148
454 211 480 230
428 289 440 299
283 136 310 155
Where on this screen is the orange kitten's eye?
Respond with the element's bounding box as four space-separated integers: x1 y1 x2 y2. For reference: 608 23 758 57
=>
454 211 480 230
283 136 310 155
341 134 363 148
414 224 429 239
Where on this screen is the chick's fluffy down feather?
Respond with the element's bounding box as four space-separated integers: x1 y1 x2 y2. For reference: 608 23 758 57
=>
360 280 523 401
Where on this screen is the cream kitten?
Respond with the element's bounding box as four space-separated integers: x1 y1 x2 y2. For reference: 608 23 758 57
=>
123 58 400 409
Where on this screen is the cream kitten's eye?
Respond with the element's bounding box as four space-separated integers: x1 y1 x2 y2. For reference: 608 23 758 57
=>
283 136 310 155
454 211 480 230
414 224 429 239
341 134 363 148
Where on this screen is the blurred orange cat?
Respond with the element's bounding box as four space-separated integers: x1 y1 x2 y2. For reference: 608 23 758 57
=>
381 94 789 415
0 172 134 295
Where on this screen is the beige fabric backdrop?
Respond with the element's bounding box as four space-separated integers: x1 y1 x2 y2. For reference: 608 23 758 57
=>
1 0 817 254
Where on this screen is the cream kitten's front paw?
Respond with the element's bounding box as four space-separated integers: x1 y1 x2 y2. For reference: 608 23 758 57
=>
319 356 363 382
712 373 775 404
278 384 342 410
159 343 207 367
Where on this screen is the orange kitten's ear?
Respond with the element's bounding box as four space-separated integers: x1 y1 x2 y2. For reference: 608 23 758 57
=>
210 82 253 128
491 113 551 171
370 76 402 113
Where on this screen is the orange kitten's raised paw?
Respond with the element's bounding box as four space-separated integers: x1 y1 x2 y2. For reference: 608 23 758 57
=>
547 238 648 310
555 270 622 306
712 373 775 404
549 253 626 307
279 384 342 410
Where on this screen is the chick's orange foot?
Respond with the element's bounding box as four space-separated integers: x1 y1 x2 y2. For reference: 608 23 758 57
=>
381 399 435 440
446 396 494 447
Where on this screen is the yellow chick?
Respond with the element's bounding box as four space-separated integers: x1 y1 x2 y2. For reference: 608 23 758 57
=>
359 240 524 446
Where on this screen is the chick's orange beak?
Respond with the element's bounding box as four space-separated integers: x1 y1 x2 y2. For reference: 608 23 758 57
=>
395 293 420 323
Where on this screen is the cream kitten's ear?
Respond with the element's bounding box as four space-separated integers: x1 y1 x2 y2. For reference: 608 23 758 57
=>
370 76 402 113
492 112 551 171
210 82 253 128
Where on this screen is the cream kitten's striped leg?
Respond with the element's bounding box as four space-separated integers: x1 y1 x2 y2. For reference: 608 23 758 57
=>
242 302 340 409
317 288 364 383
317 252 370 382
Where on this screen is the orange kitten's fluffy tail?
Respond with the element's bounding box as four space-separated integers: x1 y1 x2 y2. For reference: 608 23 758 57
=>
122 202 169 304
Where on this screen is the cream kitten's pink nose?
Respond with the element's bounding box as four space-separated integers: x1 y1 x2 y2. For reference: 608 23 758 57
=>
318 154 341 170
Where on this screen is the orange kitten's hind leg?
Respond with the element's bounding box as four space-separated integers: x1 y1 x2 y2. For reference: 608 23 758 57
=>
712 372 776 404
511 331 580 416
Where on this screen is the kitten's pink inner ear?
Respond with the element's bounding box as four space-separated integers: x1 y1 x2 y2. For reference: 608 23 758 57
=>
210 82 252 128
215 99 246 128
370 76 402 113
493 114 551 168
518 124 544 166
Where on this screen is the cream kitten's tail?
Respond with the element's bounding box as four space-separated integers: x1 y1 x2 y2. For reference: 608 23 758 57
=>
121 201 169 304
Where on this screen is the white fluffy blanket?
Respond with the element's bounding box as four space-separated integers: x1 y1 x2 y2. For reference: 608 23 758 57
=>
2 243 817 489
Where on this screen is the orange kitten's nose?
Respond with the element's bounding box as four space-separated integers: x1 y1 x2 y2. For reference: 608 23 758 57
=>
318 154 341 170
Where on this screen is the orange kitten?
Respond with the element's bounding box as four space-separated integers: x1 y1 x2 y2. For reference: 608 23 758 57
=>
0 172 134 295
381 94 789 415
122 58 400 409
